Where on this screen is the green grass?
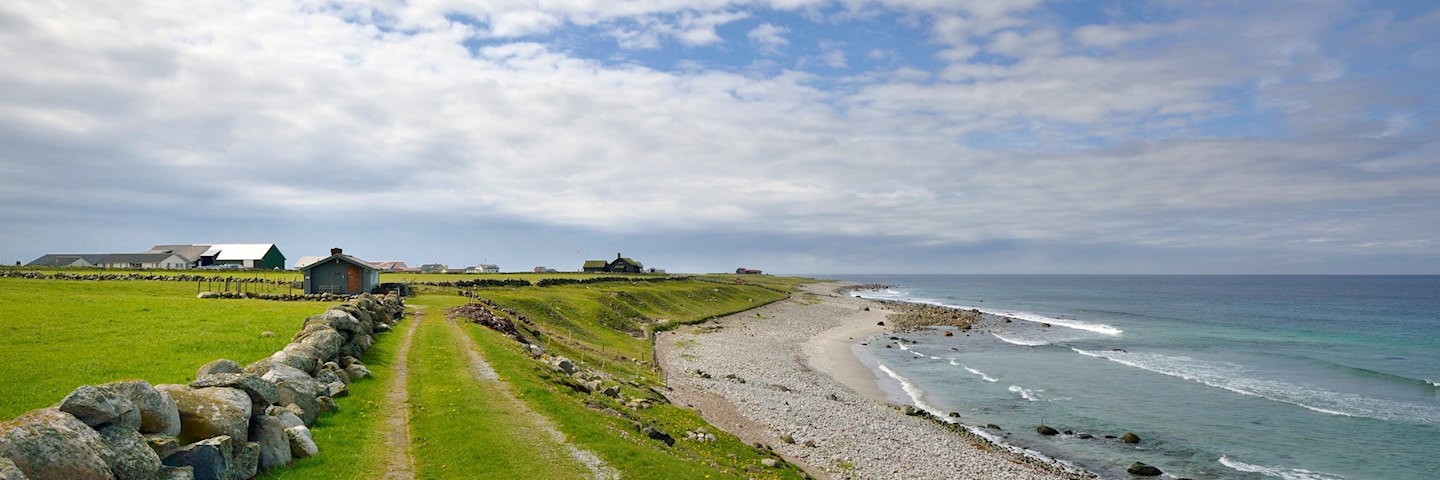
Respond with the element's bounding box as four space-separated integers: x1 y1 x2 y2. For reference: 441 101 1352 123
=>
406 294 593 479
259 324 400 479
0 278 323 418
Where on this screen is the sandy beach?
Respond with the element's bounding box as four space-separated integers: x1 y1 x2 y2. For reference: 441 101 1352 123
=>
657 282 1083 480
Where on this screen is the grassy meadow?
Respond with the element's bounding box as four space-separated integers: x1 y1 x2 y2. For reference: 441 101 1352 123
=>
0 277 323 418
1 269 827 479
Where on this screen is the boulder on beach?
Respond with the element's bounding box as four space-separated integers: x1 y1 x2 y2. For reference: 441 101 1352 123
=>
1121 432 1141 444
1036 425 1059 436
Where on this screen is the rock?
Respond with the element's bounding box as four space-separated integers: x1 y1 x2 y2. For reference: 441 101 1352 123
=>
876 321 884 325
780 433 795 444
249 415 291 472
155 385 250 455
263 407 303 430
145 435 180 460
986 424 1002 430
528 344 545 358
197 292 219 299
162 436 230 480
0 457 27 480
944 330 954 336
640 425 674 447
1121 432 1141 444
553 357 577 375
343 364 371 381
158 466 194 480
102 380 180 436
259 331 275 338
602 386 620 398
900 405 924 416
761 458 778 468
0 408 116 480
258 365 323 426
188 374 277 415
195 360 240 378
59 384 141 431
1037 425 1059 436
1127 462 1163 476
1076 433 1093 439
98 424 163 480
315 396 338 416
232 442 259 480
284 426 319 459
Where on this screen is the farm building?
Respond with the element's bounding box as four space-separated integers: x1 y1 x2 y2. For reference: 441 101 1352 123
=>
419 264 448 274
469 264 500 274
96 253 192 270
25 254 107 268
147 244 286 269
582 253 645 273
300 248 380 295
369 261 409 272
736 268 763 274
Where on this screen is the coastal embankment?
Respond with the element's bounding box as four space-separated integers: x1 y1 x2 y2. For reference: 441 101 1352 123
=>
657 282 1086 480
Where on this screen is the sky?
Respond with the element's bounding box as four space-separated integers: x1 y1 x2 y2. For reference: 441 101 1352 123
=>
2 0 1438 274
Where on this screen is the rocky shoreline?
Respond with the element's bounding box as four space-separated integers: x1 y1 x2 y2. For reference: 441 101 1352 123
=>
658 283 1092 480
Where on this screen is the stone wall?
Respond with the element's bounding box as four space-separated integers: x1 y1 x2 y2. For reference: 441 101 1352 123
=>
0 292 404 480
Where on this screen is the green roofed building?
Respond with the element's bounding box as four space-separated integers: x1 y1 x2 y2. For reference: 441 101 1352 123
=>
581 253 645 273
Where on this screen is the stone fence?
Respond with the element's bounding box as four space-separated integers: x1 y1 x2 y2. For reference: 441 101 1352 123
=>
0 292 405 480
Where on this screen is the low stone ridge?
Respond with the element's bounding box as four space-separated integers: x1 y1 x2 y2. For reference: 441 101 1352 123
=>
0 292 405 480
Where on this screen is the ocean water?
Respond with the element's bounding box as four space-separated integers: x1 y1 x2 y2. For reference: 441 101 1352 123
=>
834 275 1440 480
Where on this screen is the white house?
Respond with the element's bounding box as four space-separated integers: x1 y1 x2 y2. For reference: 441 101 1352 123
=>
97 253 192 269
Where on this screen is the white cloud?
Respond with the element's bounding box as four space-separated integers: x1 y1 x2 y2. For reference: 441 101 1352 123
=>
748 22 790 53
1 0 1436 273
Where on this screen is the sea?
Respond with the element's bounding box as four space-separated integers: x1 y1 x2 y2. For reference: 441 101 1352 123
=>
832 275 1439 480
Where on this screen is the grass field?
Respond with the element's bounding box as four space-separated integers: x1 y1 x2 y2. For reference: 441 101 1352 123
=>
0 278 322 418
1 271 820 479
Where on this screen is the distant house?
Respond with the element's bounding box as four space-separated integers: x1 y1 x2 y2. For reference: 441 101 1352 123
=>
419 264 448 274
468 264 500 274
369 261 408 272
582 253 645 273
26 254 107 268
736 268 763 275
533 266 558 273
300 248 379 295
147 244 286 269
97 253 192 270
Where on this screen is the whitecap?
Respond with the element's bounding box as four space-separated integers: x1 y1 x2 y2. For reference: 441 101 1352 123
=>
877 364 955 422
992 333 1049 346
1219 455 1348 480
1073 348 1440 423
964 365 999 382
1008 385 1042 401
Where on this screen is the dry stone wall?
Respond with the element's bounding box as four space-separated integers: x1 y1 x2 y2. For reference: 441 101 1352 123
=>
0 292 404 480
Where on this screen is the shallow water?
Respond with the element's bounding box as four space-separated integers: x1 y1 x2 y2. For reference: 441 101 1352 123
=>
838 275 1440 480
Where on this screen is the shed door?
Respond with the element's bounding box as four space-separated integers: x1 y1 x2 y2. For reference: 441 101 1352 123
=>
347 265 361 293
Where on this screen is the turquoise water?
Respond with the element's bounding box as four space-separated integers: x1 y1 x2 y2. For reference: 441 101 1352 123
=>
837 275 1440 480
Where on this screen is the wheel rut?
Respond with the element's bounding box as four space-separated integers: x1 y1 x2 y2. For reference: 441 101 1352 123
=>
378 307 423 480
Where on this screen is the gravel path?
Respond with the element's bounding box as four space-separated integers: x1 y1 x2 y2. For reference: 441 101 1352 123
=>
379 308 420 480
658 283 1084 480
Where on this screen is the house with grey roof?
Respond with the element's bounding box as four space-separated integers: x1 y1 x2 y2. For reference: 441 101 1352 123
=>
300 248 379 294
25 254 107 268
149 244 286 269
96 253 192 269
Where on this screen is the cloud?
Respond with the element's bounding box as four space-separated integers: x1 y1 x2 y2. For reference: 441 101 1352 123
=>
1 0 1437 273
748 22 790 53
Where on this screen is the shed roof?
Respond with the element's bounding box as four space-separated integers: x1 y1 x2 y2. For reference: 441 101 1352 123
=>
26 254 107 267
99 253 187 264
293 256 326 269
298 253 377 272
146 245 212 260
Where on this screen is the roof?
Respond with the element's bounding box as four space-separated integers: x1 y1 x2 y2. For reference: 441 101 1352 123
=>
99 253 188 264
583 260 608 268
146 245 212 260
206 244 279 261
298 253 377 272
26 254 107 267
370 261 408 270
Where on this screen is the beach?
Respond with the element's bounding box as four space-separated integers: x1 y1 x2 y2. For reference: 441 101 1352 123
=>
656 282 1083 480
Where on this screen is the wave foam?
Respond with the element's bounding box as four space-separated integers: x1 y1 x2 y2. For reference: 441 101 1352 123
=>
1074 348 1440 423
1219 456 1348 480
877 364 955 423
845 291 1122 336
1008 385 1042 401
992 333 1049 346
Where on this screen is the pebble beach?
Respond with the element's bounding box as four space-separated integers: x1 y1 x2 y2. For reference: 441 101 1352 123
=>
657 282 1088 480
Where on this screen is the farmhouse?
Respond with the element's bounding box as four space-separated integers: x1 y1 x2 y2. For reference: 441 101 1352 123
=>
582 253 645 273
419 264 448 274
469 264 500 274
369 261 409 272
299 248 380 295
96 253 192 270
25 254 107 268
